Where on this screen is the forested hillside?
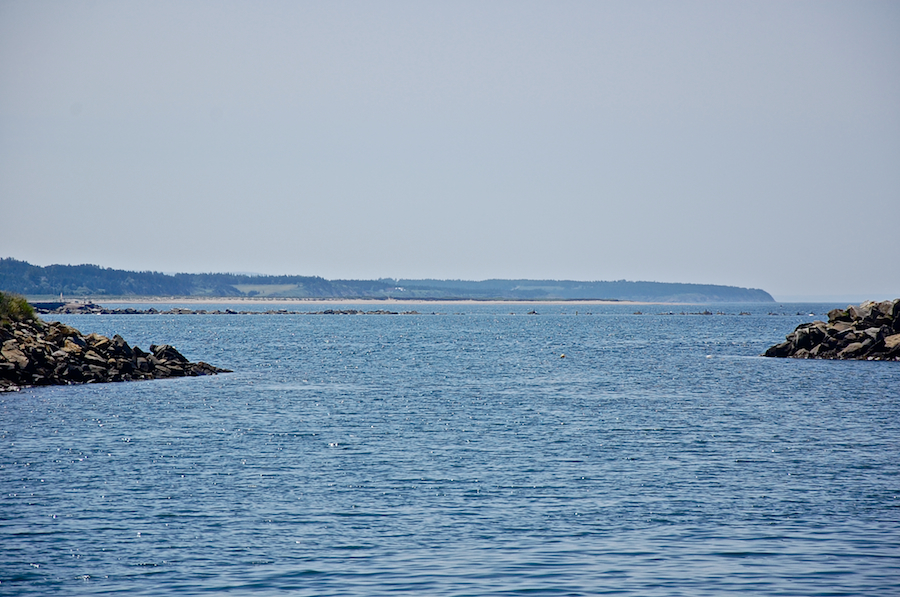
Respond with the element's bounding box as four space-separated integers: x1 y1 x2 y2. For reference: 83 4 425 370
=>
0 258 774 302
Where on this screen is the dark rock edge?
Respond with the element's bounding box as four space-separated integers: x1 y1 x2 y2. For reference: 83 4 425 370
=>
764 299 900 361
1 318 231 393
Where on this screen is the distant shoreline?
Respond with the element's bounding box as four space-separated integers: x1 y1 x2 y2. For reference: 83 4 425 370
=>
61 297 671 306
5 259 776 303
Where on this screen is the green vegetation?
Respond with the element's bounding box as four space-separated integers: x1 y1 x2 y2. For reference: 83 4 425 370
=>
0 290 37 325
0 258 775 302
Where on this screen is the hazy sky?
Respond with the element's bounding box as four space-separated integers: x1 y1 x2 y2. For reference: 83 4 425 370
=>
1 1 898 301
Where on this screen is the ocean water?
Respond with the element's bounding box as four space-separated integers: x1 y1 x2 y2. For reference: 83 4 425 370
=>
2 303 898 596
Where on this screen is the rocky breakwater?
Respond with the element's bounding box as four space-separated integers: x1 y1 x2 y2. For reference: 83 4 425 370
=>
764 299 900 360
1 318 231 392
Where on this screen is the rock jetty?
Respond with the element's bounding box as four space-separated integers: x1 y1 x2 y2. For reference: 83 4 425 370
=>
1 317 231 392
764 299 900 360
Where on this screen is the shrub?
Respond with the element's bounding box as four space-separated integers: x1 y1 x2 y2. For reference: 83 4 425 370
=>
0 291 36 324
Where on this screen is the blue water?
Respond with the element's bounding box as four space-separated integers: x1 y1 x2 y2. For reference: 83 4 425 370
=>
2 303 898 595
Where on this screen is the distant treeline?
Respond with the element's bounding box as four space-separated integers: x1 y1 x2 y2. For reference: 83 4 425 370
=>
0 258 774 302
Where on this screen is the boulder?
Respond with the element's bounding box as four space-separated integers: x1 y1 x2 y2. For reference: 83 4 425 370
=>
884 334 900 350
150 344 189 363
1 343 29 369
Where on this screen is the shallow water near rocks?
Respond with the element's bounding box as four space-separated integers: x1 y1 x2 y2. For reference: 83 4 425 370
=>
2 303 898 595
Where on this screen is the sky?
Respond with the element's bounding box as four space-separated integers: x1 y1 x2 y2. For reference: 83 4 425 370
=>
1 1 898 302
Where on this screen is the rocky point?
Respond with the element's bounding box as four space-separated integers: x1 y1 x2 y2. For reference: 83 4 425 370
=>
1 317 230 392
764 299 900 361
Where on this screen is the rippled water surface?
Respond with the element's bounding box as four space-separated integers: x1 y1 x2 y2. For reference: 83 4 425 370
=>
2 303 898 595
